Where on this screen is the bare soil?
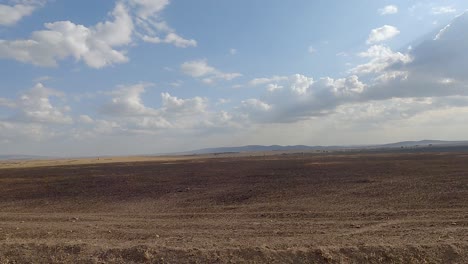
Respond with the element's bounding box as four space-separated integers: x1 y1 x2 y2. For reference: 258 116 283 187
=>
0 152 467 263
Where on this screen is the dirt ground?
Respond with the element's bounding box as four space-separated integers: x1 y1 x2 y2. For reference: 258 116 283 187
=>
0 152 467 263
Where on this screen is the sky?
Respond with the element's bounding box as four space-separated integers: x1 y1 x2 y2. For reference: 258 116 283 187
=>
1 0 468 156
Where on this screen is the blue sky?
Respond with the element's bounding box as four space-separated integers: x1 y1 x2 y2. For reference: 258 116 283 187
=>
1 0 468 156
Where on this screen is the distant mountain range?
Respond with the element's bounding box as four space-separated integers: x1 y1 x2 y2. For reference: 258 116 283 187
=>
1 140 468 160
183 145 339 155
184 140 468 155
377 140 467 148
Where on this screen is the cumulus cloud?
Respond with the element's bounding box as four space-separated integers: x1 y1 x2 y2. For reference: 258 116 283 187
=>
366 25 400 44
0 83 72 124
181 59 242 83
288 74 315 95
267 84 283 92
181 60 217 77
351 45 412 75
378 5 398 15
336 97 436 124
161 92 207 115
0 3 132 68
101 83 157 116
0 0 44 26
99 84 170 130
97 83 231 132
362 13 468 101
241 99 272 112
0 121 58 143
0 0 196 68
234 12 468 124
249 74 314 95
238 74 366 123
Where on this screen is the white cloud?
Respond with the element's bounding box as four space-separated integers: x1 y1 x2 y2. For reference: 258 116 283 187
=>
181 59 242 83
3 7 468 154
249 74 313 95
378 5 398 15
236 13 468 124
288 74 314 95
238 99 272 121
0 121 59 143
351 45 412 75
0 2 132 68
94 3 134 46
101 83 157 116
100 90 210 131
365 17 468 102
238 74 366 123
181 59 217 77
141 32 197 48
366 25 400 44
161 92 207 115
17 83 72 124
97 84 230 133
0 1 43 26
229 48 237 55
432 6 456 15
334 96 468 130
0 83 72 124
0 1 196 68
267 84 283 92
326 75 366 95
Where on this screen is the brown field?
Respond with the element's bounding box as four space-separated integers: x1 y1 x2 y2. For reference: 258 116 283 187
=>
0 152 467 263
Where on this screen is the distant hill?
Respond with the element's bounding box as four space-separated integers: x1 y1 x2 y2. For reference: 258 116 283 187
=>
184 140 468 155
187 145 321 154
2 140 468 159
378 140 468 149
